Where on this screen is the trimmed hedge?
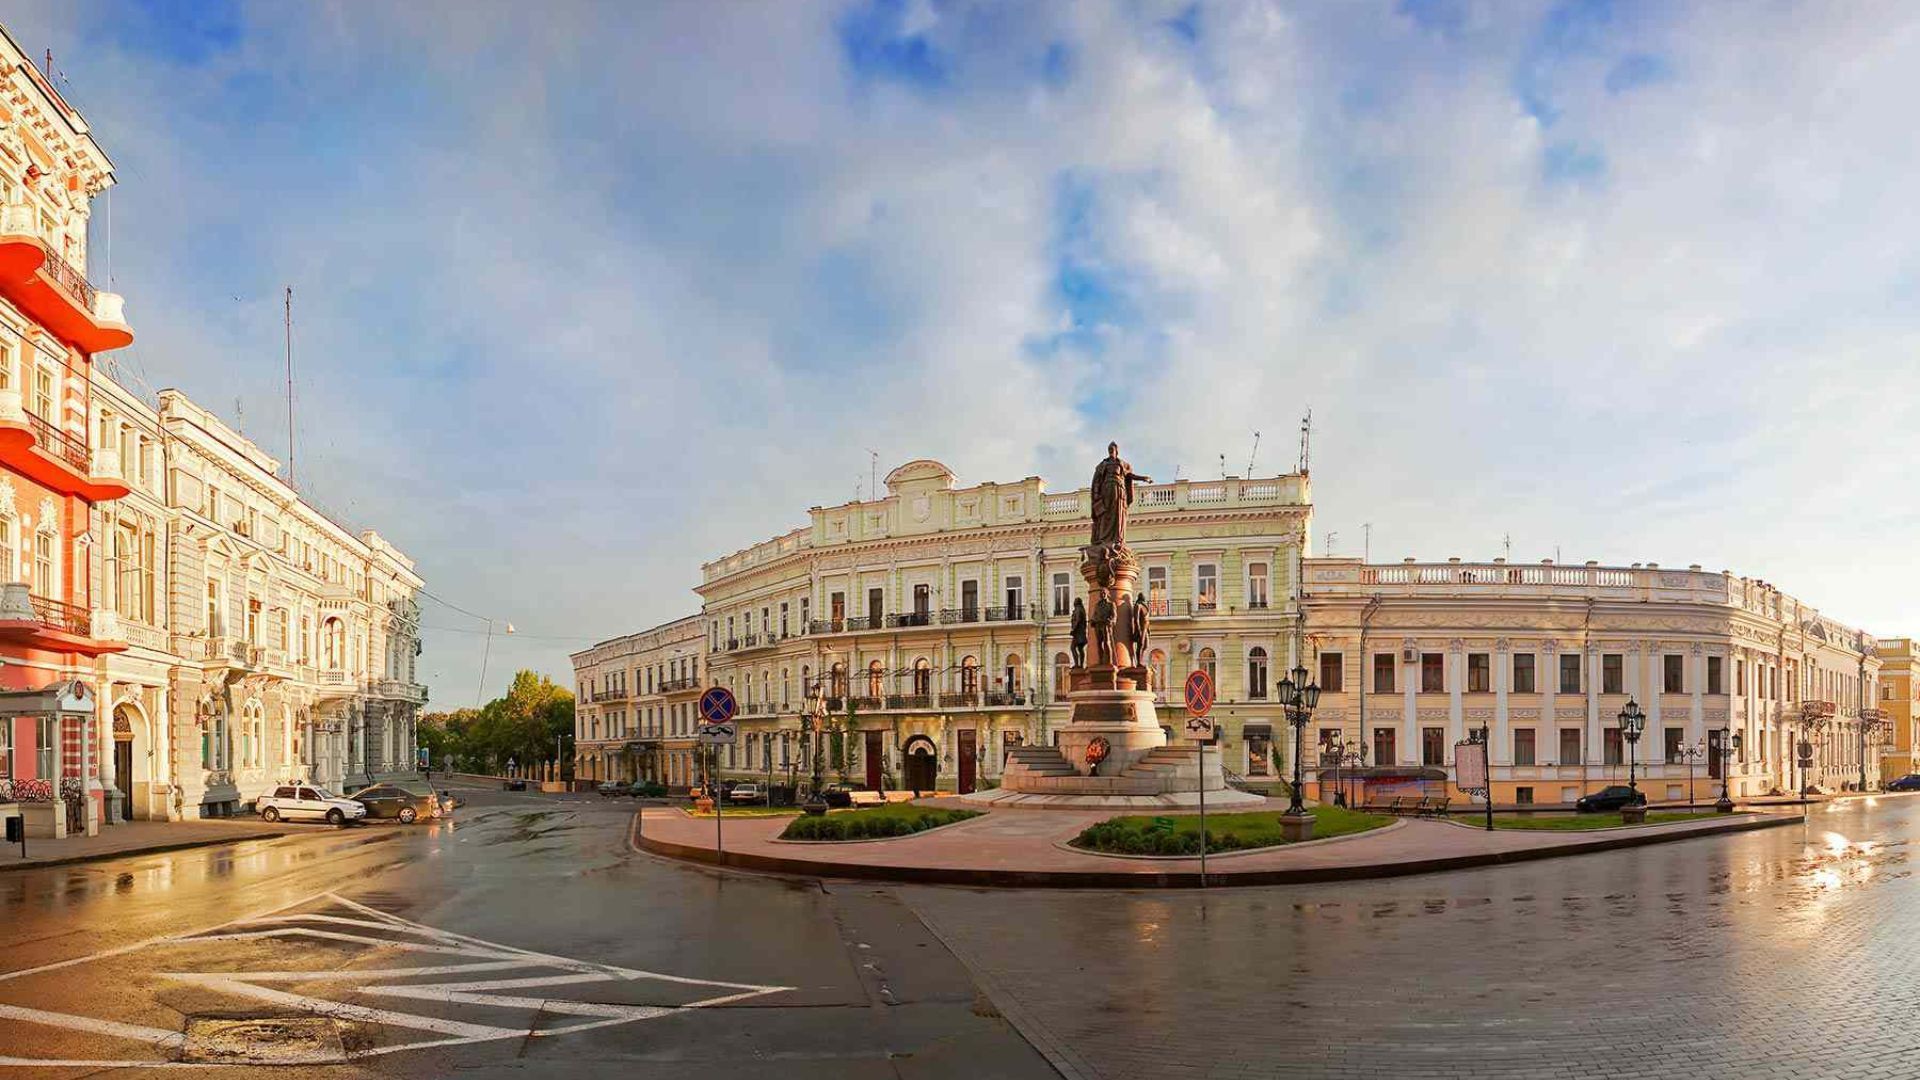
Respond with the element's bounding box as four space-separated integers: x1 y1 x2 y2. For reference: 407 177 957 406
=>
1071 807 1393 855
779 805 981 841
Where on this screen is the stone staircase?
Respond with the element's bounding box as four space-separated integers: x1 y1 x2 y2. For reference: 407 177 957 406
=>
1002 745 1076 781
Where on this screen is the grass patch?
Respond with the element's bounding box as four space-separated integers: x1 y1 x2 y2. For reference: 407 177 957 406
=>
685 805 802 819
779 803 982 841
1455 811 1702 831
1070 806 1392 856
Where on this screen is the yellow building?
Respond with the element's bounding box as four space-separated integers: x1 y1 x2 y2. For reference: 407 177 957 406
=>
1301 557 1886 805
576 458 1313 793
570 615 702 787
1874 638 1920 783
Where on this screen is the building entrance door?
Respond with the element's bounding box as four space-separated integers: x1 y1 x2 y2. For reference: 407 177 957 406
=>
864 730 883 790
904 748 936 794
114 736 134 821
957 729 976 794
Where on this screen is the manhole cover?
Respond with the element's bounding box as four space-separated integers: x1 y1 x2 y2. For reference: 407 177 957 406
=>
181 1016 348 1065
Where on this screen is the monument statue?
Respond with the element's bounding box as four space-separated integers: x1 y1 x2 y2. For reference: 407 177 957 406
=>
1132 592 1151 669
1090 441 1150 551
1091 594 1117 668
1070 597 1088 668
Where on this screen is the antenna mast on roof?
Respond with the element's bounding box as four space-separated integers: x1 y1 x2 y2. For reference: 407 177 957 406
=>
1297 408 1313 475
1246 430 1261 476
285 286 296 484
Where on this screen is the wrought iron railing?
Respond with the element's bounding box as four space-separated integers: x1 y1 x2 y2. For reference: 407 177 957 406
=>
939 691 979 708
23 410 88 472
985 690 1029 706
40 245 97 315
28 592 90 636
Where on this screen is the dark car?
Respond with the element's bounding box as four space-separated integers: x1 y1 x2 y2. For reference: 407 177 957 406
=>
347 783 440 824
1575 785 1647 813
1887 774 1920 792
817 783 855 809
505 778 527 792
597 781 632 798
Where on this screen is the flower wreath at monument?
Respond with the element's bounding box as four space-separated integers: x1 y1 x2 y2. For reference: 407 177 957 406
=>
1085 736 1111 766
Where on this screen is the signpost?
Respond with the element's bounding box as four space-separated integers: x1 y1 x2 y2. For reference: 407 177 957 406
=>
697 687 738 855
1184 669 1216 887
1454 727 1493 831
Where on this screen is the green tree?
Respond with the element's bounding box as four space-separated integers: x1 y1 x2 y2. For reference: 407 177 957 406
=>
417 672 575 775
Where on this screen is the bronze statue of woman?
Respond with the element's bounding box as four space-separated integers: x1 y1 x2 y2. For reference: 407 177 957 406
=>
1089 441 1150 550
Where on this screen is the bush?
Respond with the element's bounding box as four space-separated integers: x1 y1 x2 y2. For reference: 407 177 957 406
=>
778 805 981 841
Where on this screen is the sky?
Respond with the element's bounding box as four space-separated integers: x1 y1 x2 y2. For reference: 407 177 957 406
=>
9 0 1920 706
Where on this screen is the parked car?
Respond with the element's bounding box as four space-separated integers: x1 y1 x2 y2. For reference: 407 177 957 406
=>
346 783 440 824
727 782 764 804
1886 774 1920 792
257 784 367 826
505 778 527 792
597 781 632 798
1575 785 1648 813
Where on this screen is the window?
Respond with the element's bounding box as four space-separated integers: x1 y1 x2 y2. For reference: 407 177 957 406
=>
1421 653 1444 693
32 526 53 598
911 584 931 619
1054 652 1071 694
0 336 12 393
779 602 789 637
0 712 8 777
829 592 846 625
867 660 884 697
1005 575 1023 615
960 657 979 694
38 715 57 778
1146 566 1168 614
1515 786 1534 805
1707 656 1722 695
1559 728 1582 765
1421 727 1445 766
960 580 979 619
1197 647 1217 686
0 514 13 586
1664 727 1684 764
31 365 53 422
1602 654 1624 694
1373 727 1396 767
1512 653 1535 694
1246 562 1269 609
1318 652 1343 693
912 658 931 696
1373 653 1394 693
1246 647 1268 700
1663 654 1683 694
1467 653 1490 693
1195 563 1218 611
1560 654 1582 694
1513 728 1536 766
1053 572 1072 616
1604 727 1624 766
868 587 884 625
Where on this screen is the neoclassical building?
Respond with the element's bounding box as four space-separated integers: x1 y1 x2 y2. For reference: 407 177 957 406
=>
1874 638 1920 784
575 459 1313 792
571 615 702 786
1298 558 1885 804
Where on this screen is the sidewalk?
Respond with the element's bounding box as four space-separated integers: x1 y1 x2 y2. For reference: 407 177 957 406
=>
0 818 286 872
632 803 1805 888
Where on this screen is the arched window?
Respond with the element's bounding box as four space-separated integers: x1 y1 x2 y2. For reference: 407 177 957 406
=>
1247 647 1269 700
867 660 884 697
829 662 847 698
1198 647 1218 688
322 618 346 671
1004 653 1024 693
1054 652 1071 696
913 658 931 696
960 656 979 695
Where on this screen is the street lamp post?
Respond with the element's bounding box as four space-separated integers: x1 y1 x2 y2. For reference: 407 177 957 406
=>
1277 664 1321 841
1715 728 1742 813
1679 740 1705 808
1618 698 1646 797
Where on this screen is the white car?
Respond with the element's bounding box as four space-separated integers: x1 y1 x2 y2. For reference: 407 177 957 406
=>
257 784 367 826
727 782 763 804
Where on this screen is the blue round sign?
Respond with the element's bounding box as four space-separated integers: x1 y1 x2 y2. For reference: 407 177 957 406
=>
698 686 737 724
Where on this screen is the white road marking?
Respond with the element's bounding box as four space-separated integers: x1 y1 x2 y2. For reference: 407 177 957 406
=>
0 891 791 1067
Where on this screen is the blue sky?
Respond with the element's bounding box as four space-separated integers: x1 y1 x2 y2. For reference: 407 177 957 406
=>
11 0 1920 704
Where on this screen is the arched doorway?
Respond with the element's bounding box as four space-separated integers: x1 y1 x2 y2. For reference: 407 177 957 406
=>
902 734 938 794
112 705 135 822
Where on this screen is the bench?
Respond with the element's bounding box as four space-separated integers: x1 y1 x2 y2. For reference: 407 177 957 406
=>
1416 796 1451 818
847 790 887 808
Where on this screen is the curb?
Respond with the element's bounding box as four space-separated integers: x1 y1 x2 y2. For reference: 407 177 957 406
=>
0 829 290 873
632 810 1803 889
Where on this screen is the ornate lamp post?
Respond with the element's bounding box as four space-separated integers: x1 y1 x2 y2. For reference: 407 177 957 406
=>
1714 728 1742 812
1678 740 1705 808
1800 709 1829 795
1277 663 1321 840
1618 698 1646 797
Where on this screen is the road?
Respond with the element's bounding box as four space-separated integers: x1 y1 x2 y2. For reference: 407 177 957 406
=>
2 782 1917 1078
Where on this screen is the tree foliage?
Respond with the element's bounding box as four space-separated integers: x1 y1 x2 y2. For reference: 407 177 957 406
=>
419 670 575 773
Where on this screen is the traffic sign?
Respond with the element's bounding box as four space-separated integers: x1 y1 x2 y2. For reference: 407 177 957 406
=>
698 686 738 725
1184 713 1215 742
697 721 737 746
1183 669 1215 717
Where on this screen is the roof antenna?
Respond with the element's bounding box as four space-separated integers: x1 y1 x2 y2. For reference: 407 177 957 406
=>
1297 407 1313 475
1218 453 1227 479
1503 533 1512 560
869 449 879 499
1246 430 1261 476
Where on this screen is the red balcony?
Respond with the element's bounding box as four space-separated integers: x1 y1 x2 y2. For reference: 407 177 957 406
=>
0 209 131 355
0 585 126 657
0 398 130 501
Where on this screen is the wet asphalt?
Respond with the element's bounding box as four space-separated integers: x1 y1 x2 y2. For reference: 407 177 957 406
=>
3 784 1917 1078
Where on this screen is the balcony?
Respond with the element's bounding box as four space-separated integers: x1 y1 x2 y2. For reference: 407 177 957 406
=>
0 394 131 501
204 636 265 672
985 604 1040 623
660 676 702 695
886 612 935 629
886 693 933 710
372 679 429 704
0 583 126 656
1802 701 1837 721
938 691 979 708
850 695 882 711
984 690 1030 707
0 206 132 354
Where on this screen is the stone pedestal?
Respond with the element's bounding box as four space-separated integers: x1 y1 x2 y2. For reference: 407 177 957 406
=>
1279 811 1315 842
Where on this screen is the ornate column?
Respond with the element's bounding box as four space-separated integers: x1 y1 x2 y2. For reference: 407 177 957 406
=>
1542 638 1559 767
1448 639 1464 748
1401 638 1417 766
1493 638 1511 766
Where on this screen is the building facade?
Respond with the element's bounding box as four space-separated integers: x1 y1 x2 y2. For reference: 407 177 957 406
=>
571 615 702 786
574 459 1313 793
1299 558 1886 805
1874 638 1920 784
0 29 138 837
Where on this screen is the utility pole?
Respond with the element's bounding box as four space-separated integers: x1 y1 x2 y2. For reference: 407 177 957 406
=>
285 286 296 483
1363 523 1372 563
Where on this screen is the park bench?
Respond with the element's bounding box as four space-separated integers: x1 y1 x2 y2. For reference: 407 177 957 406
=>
847 790 887 808
1416 796 1451 818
